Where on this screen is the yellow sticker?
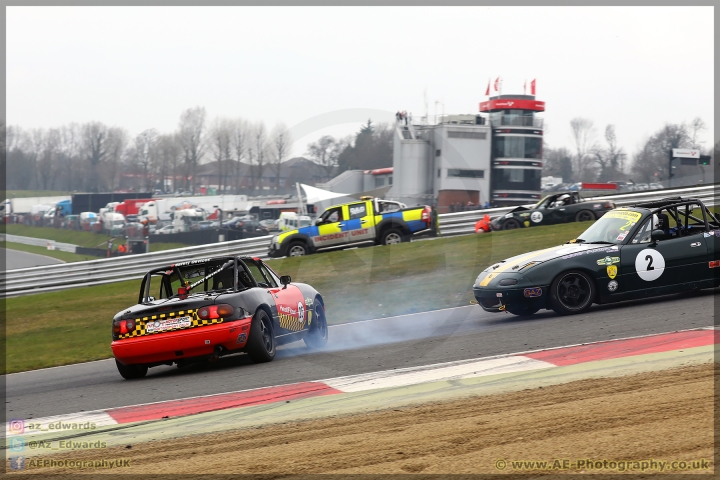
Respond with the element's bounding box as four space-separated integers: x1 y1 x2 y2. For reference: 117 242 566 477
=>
607 265 618 279
524 221 530 227
604 210 642 222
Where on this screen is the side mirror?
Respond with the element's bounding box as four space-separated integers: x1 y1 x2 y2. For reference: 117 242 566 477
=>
280 275 291 289
315 219 323 226
651 229 665 244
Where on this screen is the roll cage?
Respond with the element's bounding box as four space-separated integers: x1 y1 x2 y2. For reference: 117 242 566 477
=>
138 256 277 304
627 197 719 242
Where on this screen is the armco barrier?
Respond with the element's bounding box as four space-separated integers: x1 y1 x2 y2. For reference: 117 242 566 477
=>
1 185 716 297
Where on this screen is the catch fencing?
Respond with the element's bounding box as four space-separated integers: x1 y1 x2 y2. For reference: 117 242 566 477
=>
2 185 716 297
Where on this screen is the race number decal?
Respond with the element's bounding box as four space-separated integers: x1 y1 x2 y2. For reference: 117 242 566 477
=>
530 211 543 223
634 249 665 281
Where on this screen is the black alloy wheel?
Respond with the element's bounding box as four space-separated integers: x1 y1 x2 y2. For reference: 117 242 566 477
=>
304 299 329 349
502 219 521 230
575 210 596 222
246 309 276 363
550 270 595 315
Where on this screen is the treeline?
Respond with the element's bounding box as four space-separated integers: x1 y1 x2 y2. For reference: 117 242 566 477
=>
543 117 714 185
2 107 293 194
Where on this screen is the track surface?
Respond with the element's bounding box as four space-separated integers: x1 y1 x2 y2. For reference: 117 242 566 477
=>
2 247 65 269
7 288 716 420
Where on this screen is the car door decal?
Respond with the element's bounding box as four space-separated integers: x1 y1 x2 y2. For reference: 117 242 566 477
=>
530 211 543 223
635 249 665 281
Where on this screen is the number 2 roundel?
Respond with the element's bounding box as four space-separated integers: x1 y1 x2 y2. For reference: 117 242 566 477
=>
635 249 665 281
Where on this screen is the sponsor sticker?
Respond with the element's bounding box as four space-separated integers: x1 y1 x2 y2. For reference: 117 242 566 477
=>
524 221 530 227
523 287 542 298
709 261 720 268
604 210 643 222
596 256 620 266
297 301 305 324
607 265 618 279
496 293 503 297
616 232 628 241
236 333 247 344
608 280 618 292
593 204 601 209
146 316 192 333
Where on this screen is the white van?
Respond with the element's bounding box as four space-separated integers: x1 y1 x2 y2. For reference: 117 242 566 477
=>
278 212 312 232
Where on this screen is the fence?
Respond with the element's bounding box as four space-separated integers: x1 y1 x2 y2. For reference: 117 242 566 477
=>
2 185 716 297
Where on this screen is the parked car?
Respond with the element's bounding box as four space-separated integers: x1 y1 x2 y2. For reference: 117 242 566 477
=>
156 225 176 235
259 219 280 232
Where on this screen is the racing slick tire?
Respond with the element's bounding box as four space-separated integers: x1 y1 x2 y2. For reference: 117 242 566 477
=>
501 219 521 230
304 298 328 349
115 359 148 380
575 210 596 222
246 309 276 363
549 270 595 316
287 241 309 257
505 305 540 316
381 228 405 245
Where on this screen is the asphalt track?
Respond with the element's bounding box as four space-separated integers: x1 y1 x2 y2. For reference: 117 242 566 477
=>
2 247 65 270
6 288 717 420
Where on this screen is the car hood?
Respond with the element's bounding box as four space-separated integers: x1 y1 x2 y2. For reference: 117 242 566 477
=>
475 242 620 286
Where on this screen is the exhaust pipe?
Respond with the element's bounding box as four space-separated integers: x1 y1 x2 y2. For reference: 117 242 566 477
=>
208 345 225 363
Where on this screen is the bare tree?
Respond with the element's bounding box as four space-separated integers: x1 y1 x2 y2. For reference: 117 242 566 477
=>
134 129 157 192
210 118 234 194
178 107 207 193
569 118 597 181
270 123 292 193
231 119 249 194
307 135 343 178
105 128 128 191
59 124 81 191
688 117 707 150
250 122 268 194
37 128 62 190
591 125 626 181
82 122 109 191
155 133 182 193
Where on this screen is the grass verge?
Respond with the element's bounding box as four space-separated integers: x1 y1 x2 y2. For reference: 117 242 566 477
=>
6 222 590 373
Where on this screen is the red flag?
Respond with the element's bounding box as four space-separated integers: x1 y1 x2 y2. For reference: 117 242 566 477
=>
531 79 536 95
485 79 490 96
493 77 500 92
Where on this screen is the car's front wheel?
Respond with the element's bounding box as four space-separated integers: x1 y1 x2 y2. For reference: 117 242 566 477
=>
575 210 596 222
115 359 148 380
502 219 521 230
246 309 276 363
550 270 595 315
304 299 328 349
287 241 308 257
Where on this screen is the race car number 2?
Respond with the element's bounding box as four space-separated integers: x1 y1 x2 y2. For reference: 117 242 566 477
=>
634 249 665 281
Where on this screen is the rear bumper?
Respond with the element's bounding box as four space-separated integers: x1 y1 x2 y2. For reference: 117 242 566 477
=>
112 317 252 365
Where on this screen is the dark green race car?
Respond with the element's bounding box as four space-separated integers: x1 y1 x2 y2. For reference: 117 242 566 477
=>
474 197 720 316
490 191 615 230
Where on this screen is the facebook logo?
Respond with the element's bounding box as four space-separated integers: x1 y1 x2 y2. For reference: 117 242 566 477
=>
9 456 25 470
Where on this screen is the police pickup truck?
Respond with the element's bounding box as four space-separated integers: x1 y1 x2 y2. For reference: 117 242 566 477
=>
268 197 438 257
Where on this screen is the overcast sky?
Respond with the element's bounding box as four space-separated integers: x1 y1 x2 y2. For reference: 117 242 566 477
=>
7 6 715 159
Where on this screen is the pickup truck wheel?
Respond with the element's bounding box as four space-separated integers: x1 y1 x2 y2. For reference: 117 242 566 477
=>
287 241 308 257
575 210 596 222
246 309 276 363
381 228 404 245
115 359 148 380
502 219 521 230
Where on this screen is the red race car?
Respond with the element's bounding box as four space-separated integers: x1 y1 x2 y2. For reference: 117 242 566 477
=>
111 255 328 379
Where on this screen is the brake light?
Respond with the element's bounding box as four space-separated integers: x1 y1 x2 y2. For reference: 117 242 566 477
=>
421 206 432 224
114 318 136 336
198 304 234 320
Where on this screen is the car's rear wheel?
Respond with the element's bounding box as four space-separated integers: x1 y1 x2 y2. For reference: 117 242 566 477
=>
505 305 540 316
382 228 404 245
550 270 595 315
287 241 308 257
502 219 521 230
246 309 276 363
115 359 148 380
575 210 596 222
304 299 328 349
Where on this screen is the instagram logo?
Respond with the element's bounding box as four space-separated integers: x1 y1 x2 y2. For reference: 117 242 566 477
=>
9 419 24 434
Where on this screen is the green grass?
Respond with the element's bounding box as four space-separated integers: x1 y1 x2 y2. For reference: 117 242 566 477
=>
4 190 72 198
5 222 591 373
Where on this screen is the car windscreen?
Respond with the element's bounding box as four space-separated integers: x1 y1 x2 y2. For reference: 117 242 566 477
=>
575 209 643 244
